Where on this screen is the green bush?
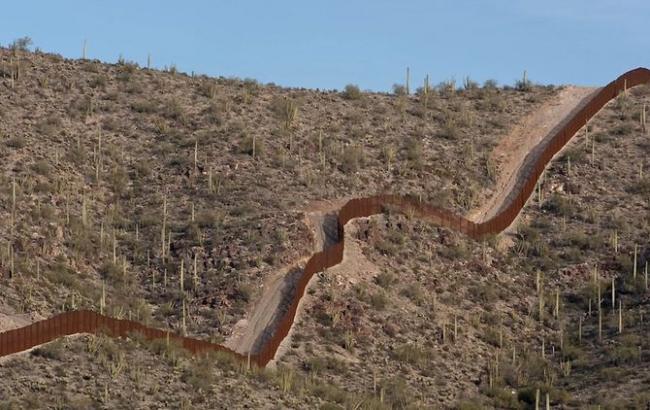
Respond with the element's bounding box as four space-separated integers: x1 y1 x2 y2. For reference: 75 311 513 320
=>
374 271 396 289
369 290 388 310
130 99 158 114
469 282 499 305
543 193 575 217
392 84 407 96
162 98 186 122
5 136 25 148
561 147 586 164
10 37 32 52
31 339 64 360
238 134 265 157
627 177 650 195
31 160 52 176
339 145 364 174
400 282 425 305
341 84 362 100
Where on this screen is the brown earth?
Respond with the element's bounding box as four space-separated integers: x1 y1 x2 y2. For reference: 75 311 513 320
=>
467 86 598 224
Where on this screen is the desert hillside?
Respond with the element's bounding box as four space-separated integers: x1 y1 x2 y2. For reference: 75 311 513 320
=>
2 45 650 409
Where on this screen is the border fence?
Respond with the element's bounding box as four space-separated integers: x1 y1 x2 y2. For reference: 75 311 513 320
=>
1 68 649 367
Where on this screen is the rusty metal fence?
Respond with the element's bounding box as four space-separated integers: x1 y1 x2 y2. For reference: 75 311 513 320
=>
0 310 245 360
1 68 649 367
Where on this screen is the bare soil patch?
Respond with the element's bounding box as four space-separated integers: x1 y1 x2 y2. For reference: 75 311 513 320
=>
468 86 598 224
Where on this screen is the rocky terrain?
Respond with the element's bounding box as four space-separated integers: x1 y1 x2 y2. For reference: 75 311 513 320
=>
2 41 649 409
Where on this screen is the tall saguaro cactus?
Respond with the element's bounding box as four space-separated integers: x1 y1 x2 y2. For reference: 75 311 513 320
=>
406 67 410 96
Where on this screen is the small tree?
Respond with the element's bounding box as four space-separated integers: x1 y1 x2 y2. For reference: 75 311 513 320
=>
11 37 33 52
392 84 407 96
342 84 362 100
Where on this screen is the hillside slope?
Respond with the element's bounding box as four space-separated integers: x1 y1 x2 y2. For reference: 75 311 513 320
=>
5 48 649 409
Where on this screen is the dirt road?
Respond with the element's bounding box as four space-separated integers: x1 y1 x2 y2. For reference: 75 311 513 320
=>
224 199 344 355
467 86 598 224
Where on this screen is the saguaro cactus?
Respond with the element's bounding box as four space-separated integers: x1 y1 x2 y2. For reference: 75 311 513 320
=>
161 195 167 260
406 67 410 95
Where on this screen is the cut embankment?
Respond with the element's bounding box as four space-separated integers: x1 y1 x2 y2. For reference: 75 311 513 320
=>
468 86 598 224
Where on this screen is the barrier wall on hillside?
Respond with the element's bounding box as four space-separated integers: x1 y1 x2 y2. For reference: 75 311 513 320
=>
0 310 245 360
1 68 649 367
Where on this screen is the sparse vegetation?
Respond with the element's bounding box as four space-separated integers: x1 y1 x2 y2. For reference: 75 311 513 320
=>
342 84 362 100
2 43 649 410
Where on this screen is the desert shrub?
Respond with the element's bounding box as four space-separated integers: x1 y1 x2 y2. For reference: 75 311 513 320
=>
404 137 423 162
132 159 153 178
613 121 634 135
46 260 79 289
198 80 218 99
233 282 253 304
438 242 471 260
561 147 586 164
457 398 486 410
561 343 585 362
269 96 299 129
184 222 203 245
392 343 431 367
195 209 223 228
31 160 52 176
374 271 396 289
5 135 25 148
108 166 129 197
400 282 425 305
437 79 456 96
339 145 364 174
162 98 186 122
375 239 398 256
32 204 57 224
558 229 601 251
542 193 575 217
463 76 479 91
438 122 458 140
369 290 388 310
469 282 499 305
67 96 94 119
484 79 499 89
35 115 62 137
341 84 362 100
31 339 64 360
130 99 158 114
598 366 626 382
613 253 633 274
181 358 215 393
481 92 506 112
593 132 612 143
238 134 265 157
381 378 413 409
515 74 533 92
10 37 32 52
627 177 650 195
392 84 407 96
481 385 521 408
99 261 123 284
89 74 107 89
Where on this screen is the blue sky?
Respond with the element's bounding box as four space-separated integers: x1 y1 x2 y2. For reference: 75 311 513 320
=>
2 1 649 91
